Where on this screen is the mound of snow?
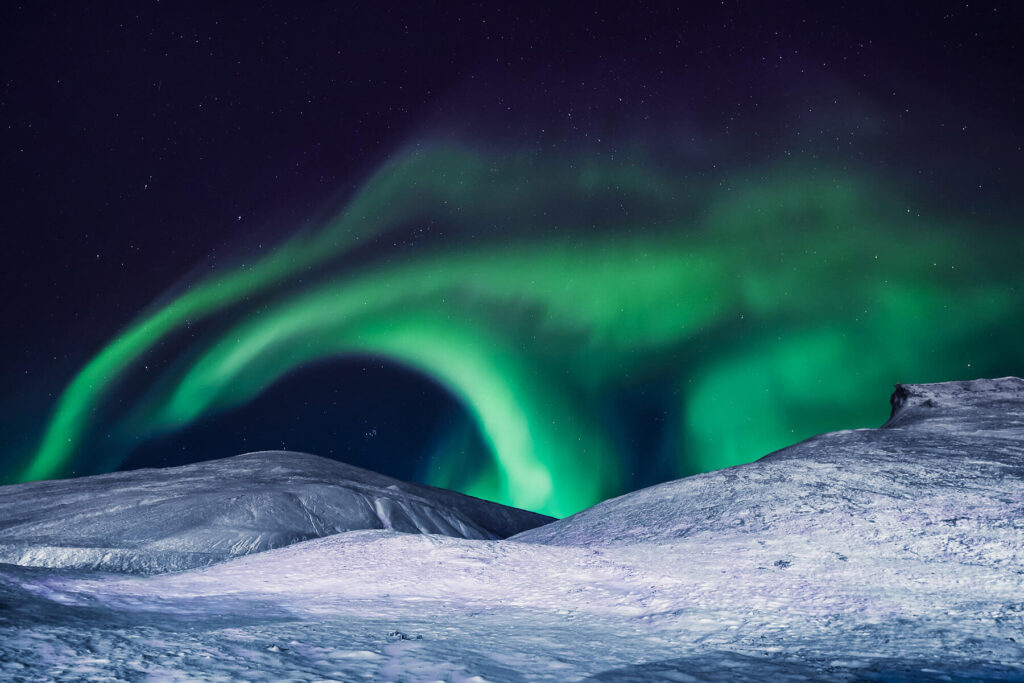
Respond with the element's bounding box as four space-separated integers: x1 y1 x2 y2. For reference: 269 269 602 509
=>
0 451 552 573
513 377 1024 547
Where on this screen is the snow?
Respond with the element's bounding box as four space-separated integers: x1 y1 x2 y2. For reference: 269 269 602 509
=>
0 378 1023 680
0 451 552 573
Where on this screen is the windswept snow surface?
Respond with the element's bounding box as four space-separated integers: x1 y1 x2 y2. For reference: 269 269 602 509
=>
1 378 1023 681
0 451 552 573
513 377 1024 548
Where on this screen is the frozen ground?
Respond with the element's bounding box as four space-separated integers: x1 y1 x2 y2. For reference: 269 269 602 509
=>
0 378 1022 681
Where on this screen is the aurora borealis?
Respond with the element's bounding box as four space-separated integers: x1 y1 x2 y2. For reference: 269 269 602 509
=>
14 144 1024 516
3 3 1022 517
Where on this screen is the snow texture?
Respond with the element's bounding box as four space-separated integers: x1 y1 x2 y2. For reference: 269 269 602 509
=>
0 377 1022 681
0 451 553 573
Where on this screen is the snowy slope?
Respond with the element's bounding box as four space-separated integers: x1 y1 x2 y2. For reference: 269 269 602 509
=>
0 450 552 573
0 379 1021 680
513 377 1024 548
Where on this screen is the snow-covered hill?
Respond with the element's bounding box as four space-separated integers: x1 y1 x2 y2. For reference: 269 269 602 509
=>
0 379 1021 680
513 377 1024 549
0 451 552 573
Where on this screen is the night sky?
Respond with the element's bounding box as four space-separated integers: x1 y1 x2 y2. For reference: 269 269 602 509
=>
2 2 1022 516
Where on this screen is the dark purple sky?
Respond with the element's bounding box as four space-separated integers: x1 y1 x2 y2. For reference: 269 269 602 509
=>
2 1 1021 482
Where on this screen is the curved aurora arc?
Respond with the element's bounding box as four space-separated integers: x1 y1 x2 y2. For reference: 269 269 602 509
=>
19 143 1024 516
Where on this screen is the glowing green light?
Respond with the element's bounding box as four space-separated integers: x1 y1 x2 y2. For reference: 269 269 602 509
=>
18 143 1024 516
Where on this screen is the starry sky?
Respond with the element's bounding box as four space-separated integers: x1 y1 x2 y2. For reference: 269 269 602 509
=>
2 2 1022 516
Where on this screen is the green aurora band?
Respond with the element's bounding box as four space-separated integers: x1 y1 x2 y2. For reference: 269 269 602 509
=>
19 143 1023 516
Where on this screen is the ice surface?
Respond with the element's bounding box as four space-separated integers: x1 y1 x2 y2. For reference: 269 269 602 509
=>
0 451 552 573
0 378 1022 680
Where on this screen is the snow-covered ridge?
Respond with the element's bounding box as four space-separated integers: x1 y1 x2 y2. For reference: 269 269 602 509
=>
883 376 1024 430
514 376 1024 546
0 450 552 573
